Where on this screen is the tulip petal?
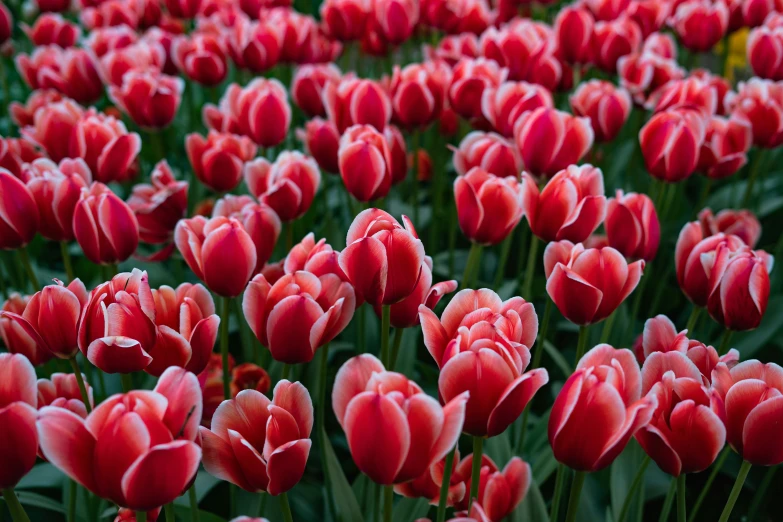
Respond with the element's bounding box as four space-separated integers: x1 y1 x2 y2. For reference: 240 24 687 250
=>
557 195 606 243
37 406 97 492
144 326 192 377
635 424 682 477
430 391 470 464
395 394 445 483
0 352 38 407
212 390 271 451
199 427 255 492
741 395 783 466
669 401 726 474
186 315 220 375
441 289 503 338
227 429 270 492
594 395 658 471
86 336 152 374
419 305 450 367
546 264 603 325
121 441 201 511
267 295 323 363
332 354 385 426
641 352 703 396
271 380 314 439
338 236 388 306
266 439 312 496
488 368 549 436
0 403 38 490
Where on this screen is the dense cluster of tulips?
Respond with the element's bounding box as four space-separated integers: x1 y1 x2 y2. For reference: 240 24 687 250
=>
0 0 782 520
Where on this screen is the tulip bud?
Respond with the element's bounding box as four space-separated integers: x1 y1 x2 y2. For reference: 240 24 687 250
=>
748 23 783 80
0 168 39 250
227 18 282 74
651 77 719 116
696 116 752 179
626 0 670 37
0 353 38 490
299 118 341 174
672 0 729 52
449 58 508 122
69 108 143 184
22 13 81 47
605 190 660 261
618 52 684 105
725 78 783 148
37 372 93 417
172 33 228 87
591 16 642 73
554 6 594 64
585 0 630 20
514 108 594 178
453 455 531 521
338 125 394 202
452 131 523 179
19 100 80 164
698 208 762 248
10 89 65 128
127 160 188 246
244 152 321 222
320 0 371 41
324 77 392 133
479 21 562 89
389 62 451 129
455 167 524 245
109 71 184 130
291 64 342 118
73 182 139 265
639 108 706 182
374 0 419 45
16 46 104 104
481 81 553 138
570 80 632 143
99 41 166 87
706 250 773 331
643 32 678 59
186 131 258 193
1 294 53 365
212 196 281 276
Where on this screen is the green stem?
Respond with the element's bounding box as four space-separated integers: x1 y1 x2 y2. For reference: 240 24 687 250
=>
136 512 147 522
285 221 294 252
685 306 702 334
281 363 290 381
517 298 552 453
617 456 650 522
1 490 30 522
696 178 713 214
448 202 457 279
357 304 365 353
717 461 752 522
492 234 513 290
747 465 776 521
164 503 175 522
659 478 677 522
676 474 686 522
279 492 294 522
688 446 729 522
550 464 567 522
221 296 231 399
599 310 617 345
625 266 650 343
468 436 484 512
317 343 330 432
717 329 734 356
741 149 768 209
380 305 391 368
522 234 540 299
68 357 92 414
68 480 77 522
120 373 133 393
60 242 75 283
188 485 200 522
461 242 483 289
411 130 420 224
258 492 268 517
17 247 38 291
383 484 393 522
435 446 456 522
564 471 587 522
575 325 590 365
389 328 403 370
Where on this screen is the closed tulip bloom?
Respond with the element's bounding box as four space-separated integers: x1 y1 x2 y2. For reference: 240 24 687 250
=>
554 5 595 64
0 136 46 177
73 182 139 265
127 161 188 246
333 354 468 484
591 17 643 73
212 196 282 275
0 1 9 45
726 79 783 148
38 372 93 417
16 46 104 104
172 33 227 86
711 360 783 465
449 58 508 122
320 0 370 41
706 249 773 331
228 18 282 74
201 380 313 494
643 32 678 59
374 0 418 44
338 124 393 202
514 108 594 178
165 0 200 18
175 216 257 297
453 455 531 521
455 167 523 246
696 116 752 179
618 52 684 105
37 369 202 510
428 34 479 65
324 77 392 132
283 233 348 280
244 152 321 221
452 132 523 180
99 41 166 88
605 190 660 261
627 1 670 37
650 77 719 116
0 353 39 490
545 241 644 325
389 62 451 129
639 108 706 182
1 294 53 366
419 288 547 436
109 71 184 130
69 109 143 184
22 13 81 47
0 168 39 250
339 209 425 306
481 82 554 138
395 448 465 506
549 344 657 471
570 80 632 143
186 131 257 193
585 0 630 20
522 165 607 244
383 125 409 185
636 370 725 476
79 0 146 31
698 208 761 248
748 23 783 80
291 64 342 118
672 0 729 52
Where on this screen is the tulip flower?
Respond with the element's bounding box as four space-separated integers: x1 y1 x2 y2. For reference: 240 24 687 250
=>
175 216 257 298
186 131 258 193
570 80 632 143
698 208 761 248
244 152 321 222
0 353 39 494
374 0 419 44
0 168 39 251
748 21 783 80
109 71 184 130
69 109 143 184
696 116 752 180
172 33 228 86
389 62 451 129
384 125 409 185
291 64 342 118
513 108 594 178
1 294 53 366
127 160 188 247
618 52 684 106
0 1 9 45
230 362 272 398
639 107 706 183
323 77 392 132
299 118 341 174
333 354 468 485
16 46 104 104
481 82 553 138
320 0 370 41
395 448 465 506
454 167 524 246
37 372 93 417
200 380 313 495
338 124 394 202
605 190 660 261
453 455 531 521
452 132 523 180
227 18 283 74
627 1 670 37
22 13 81 47
212 195 281 276
544 241 644 325
448 58 508 123
725 78 783 148
591 16 642 73
73 182 140 266
19 98 82 164
554 5 595 64
37 368 203 511
0 136 45 176
706 249 773 331
643 32 678 59
651 77 720 116
429 34 480 65
672 0 729 53
99 41 166 87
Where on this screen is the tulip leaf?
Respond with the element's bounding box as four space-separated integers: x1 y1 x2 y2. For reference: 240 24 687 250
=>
485 431 513 466
174 505 227 522
322 427 366 522
512 477 549 522
392 497 430 522
15 491 65 513
733 296 783 358
543 340 573 378
16 463 66 489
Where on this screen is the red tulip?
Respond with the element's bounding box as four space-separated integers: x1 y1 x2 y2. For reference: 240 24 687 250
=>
165 0 200 18
544 241 644 325
643 32 678 59
284 233 346 278
339 209 425 306
570 80 632 143
453 455 531 521
452 132 523 180
10 89 65 129
419 288 547 436
0 353 38 490
22 13 81 47
244 152 321 221
554 5 595 64
522 165 606 244
175 216 258 297
726 78 783 148
73 182 139 265
35 0 70 12
230 362 272 398
605 190 660 261
338 124 394 202
651 77 720 116
323 77 392 132
627 1 670 37
37 369 202 510
636 369 725 476
172 33 228 86
37 372 94 418
618 51 684 105
454 167 523 245
291 64 342 118
212 195 281 275
639 107 706 182
428 34 479 65
513 108 594 178
698 208 761 248
672 0 729 52
333 354 468 484
1 294 53 366
448 58 508 123
711 360 783 465
16 46 104 104
127 160 188 246
749 19 783 80
696 115 752 179
200 380 313 495
481 82 553 138
395 448 465 506
186 131 258 193
79 0 145 30
0 138 43 179
320 0 370 41
69 109 143 184
389 62 452 129
0 168 39 250
109 71 184 130
99 41 166 87
549 344 657 471
706 249 773 331
115 508 161 522
381 125 407 185
299 117 341 174
374 0 419 45
742 0 783 27
262 7 340 64
227 18 282 73
591 16 642 73
585 0 630 20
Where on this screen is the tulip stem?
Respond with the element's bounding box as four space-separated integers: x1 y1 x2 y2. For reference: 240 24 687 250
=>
468 436 484 512
380 305 391 367
67 480 76 522
135 512 146 522
685 306 702 334
718 460 752 522
2 490 29 522
17 247 38 291
60 242 75 283
279 492 294 522
717 329 733 356
285 221 294 252
389 328 403 370
618 455 650 522
317 343 330 433
357 304 366 354
676 474 687 522
517 298 553 453
221 296 231 399
522 234 540 299
411 129 421 224
281 364 290 381
741 149 768 209
575 325 589 364
461 242 483 288
659 478 676 522
188 485 200 522
383 484 393 522
564 471 586 522
599 311 617 344
164 503 175 522
68 357 92 414
120 373 133 393
688 446 729 522
550 464 567 522
492 234 513 290
435 446 456 522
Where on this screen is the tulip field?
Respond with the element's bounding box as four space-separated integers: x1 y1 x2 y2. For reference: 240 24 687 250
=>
2 0 783 521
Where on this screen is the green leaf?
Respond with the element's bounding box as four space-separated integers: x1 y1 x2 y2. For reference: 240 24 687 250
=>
322 427 366 522
485 431 512 466
174 471 223 506
17 463 65 489
543 340 573 378
610 440 646 521
16 491 65 513
734 296 783 358
174 505 228 522
392 497 430 522
532 447 558 485
512 478 549 522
